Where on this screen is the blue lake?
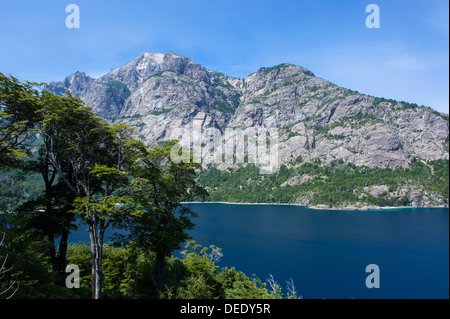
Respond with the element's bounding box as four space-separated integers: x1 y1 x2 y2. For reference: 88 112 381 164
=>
71 204 449 299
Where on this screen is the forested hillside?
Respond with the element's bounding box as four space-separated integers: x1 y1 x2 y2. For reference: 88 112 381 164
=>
196 158 449 209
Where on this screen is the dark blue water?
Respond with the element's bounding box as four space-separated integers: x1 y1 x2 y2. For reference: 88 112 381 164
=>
182 204 449 299
70 204 449 299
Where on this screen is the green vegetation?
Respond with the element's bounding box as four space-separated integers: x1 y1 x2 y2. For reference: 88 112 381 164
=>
0 75 206 299
372 96 448 121
214 80 233 90
261 80 303 97
196 159 449 208
314 112 383 136
1 73 41 168
262 63 293 74
0 170 43 210
101 81 131 100
106 113 143 123
212 89 241 116
215 99 235 114
1 72 448 300
150 106 176 116
67 241 280 299
0 74 294 300
0 237 289 299
145 69 176 82
229 94 241 109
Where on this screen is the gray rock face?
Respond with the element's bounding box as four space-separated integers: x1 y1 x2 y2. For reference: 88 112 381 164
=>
230 63 448 168
99 52 165 91
49 52 449 169
49 71 94 97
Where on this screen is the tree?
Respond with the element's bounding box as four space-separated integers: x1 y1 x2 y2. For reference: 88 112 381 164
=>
16 181 77 287
127 141 208 294
40 93 143 298
14 90 79 286
0 231 19 299
1 77 81 290
0 73 40 169
164 241 273 299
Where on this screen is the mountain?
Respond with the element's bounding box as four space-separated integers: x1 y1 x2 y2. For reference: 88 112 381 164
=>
49 51 449 208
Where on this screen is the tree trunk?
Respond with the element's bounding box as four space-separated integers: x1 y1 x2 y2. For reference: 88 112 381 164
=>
88 220 104 299
48 236 57 272
54 230 69 286
155 250 166 295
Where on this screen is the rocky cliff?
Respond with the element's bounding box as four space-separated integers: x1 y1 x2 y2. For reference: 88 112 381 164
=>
49 51 449 171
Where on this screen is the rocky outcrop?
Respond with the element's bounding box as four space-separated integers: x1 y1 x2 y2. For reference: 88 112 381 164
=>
49 71 94 97
230 63 448 168
49 52 449 169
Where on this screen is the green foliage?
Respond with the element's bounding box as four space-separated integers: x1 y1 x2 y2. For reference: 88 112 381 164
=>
62 241 277 300
163 241 274 299
215 99 235 114
145 69 176 81
196 159 449 208
65 243 129 298
0 75 208 299
0 171 43 211
175 273 216 299
150 107 176 116
262 63 292 74
372 96 448 121
213 80 233 90
220 268 272 299
0 73 41 168
65 243 92 298
123 140 208 292
314 112 382 136
1 73 448 300
101 81 131 100
214 89 240 115
0 213 77 299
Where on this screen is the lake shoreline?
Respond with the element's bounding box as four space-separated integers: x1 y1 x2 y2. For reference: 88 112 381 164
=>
181 201 449 211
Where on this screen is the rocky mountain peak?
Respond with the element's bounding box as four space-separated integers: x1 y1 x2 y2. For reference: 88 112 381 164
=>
162 51 191 74
64 71 92 84
48 52 449 170
49 71 93 96
258 63 315 77
97 52 166 91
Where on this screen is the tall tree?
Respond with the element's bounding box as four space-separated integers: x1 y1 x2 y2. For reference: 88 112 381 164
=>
14 90 81 286
128 141 208 294
0 73 40 169
41 95 143 298
1 76 76 289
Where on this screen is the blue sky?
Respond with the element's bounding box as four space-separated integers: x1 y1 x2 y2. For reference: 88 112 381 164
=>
0 0 448 113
